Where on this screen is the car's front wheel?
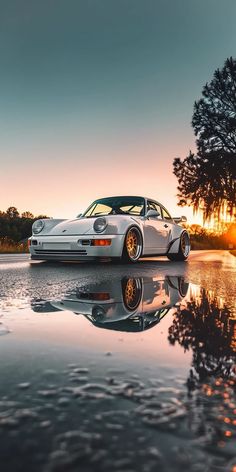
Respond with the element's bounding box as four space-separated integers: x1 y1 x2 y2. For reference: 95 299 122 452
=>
167 232 190 261
122 227 143 263
122 277 142 310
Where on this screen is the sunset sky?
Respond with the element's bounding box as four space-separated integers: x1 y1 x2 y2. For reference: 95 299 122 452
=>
0 0 236 223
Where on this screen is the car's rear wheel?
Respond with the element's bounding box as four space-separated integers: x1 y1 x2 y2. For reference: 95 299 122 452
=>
122 227 143 263
167 232 190 261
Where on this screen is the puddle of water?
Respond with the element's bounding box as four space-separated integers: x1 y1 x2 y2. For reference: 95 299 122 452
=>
0 271 235 472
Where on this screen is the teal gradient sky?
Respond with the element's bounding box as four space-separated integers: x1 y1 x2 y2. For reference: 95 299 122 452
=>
0 0 236 222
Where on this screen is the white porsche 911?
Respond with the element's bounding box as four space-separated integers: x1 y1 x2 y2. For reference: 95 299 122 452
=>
28 196 190 263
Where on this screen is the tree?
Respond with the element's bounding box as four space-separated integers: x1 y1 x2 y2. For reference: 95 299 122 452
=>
36 214 50 219
168 289 235 380
0 207 49 242
168 291 236 444
6 206 20 219
192 57 236 155
21 211 34 219
173 57 236 223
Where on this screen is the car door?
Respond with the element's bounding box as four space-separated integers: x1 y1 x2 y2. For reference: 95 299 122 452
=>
144 201 170 254
161 206 175 245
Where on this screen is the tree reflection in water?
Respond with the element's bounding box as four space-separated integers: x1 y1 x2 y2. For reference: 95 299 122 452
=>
168 288 236 450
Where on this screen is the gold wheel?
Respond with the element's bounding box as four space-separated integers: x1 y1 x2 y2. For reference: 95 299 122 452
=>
126 230 137 257
122 277 142 311
124 227 142 262
125 279 137 307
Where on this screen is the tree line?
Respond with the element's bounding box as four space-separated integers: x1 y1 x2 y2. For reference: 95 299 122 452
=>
0 206 235 251
0 207 48 242
185 223 236 250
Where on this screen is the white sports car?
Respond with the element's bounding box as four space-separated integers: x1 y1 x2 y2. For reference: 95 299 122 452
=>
29 196 190 263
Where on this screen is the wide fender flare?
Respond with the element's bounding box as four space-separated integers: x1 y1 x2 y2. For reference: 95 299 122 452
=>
167 230 190 254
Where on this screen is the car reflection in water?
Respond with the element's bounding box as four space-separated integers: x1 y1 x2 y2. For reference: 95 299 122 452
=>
32 275 189 332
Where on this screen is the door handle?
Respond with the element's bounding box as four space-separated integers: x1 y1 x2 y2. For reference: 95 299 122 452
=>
164 224 168 228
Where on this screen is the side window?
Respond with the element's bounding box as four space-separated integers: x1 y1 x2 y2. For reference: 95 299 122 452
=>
120 204 144 216
162 207 172 221
147 201 162 218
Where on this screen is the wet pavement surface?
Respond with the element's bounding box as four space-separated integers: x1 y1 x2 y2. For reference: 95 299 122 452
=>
0 251 235 472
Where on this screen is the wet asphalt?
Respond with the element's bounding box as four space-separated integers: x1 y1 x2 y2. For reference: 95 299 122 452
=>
0 251 235 472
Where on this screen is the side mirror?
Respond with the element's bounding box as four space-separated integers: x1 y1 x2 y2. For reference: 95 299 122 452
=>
146 209 160 218
173 215 187 223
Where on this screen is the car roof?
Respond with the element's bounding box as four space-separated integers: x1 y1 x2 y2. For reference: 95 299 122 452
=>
94 195 163 203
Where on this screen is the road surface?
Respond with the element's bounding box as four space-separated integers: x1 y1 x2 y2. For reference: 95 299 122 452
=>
0 250 235 472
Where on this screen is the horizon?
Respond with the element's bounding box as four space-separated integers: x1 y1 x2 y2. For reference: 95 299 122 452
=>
0 197 202 225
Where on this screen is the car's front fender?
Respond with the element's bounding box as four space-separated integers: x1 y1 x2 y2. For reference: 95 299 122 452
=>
96 215 144 238
31 219 66 237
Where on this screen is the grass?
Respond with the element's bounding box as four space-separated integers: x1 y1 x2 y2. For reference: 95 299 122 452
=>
0 242 28 254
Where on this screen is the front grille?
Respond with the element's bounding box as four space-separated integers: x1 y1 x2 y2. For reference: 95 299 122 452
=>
34 249 87 255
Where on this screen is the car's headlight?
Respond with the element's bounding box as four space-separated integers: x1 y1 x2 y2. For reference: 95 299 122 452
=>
93 217 107 233
32 219 45 234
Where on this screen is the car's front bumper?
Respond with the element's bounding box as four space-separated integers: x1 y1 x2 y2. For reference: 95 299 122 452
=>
29 234 125 261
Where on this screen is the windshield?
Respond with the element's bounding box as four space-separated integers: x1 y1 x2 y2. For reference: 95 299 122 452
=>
83 197 145 217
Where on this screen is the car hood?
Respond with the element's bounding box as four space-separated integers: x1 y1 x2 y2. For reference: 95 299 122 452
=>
44 215 142 236
49 218 93 236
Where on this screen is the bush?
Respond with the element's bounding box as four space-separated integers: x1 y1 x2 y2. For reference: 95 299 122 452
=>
0 237 28 254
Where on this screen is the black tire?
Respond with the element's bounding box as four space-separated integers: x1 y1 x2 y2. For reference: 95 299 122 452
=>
167 232 190 261
122 226 143 263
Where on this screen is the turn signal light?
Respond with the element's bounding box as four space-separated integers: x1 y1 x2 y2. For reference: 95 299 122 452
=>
90 292 110 301
92 239 111 246
28 239 31 247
